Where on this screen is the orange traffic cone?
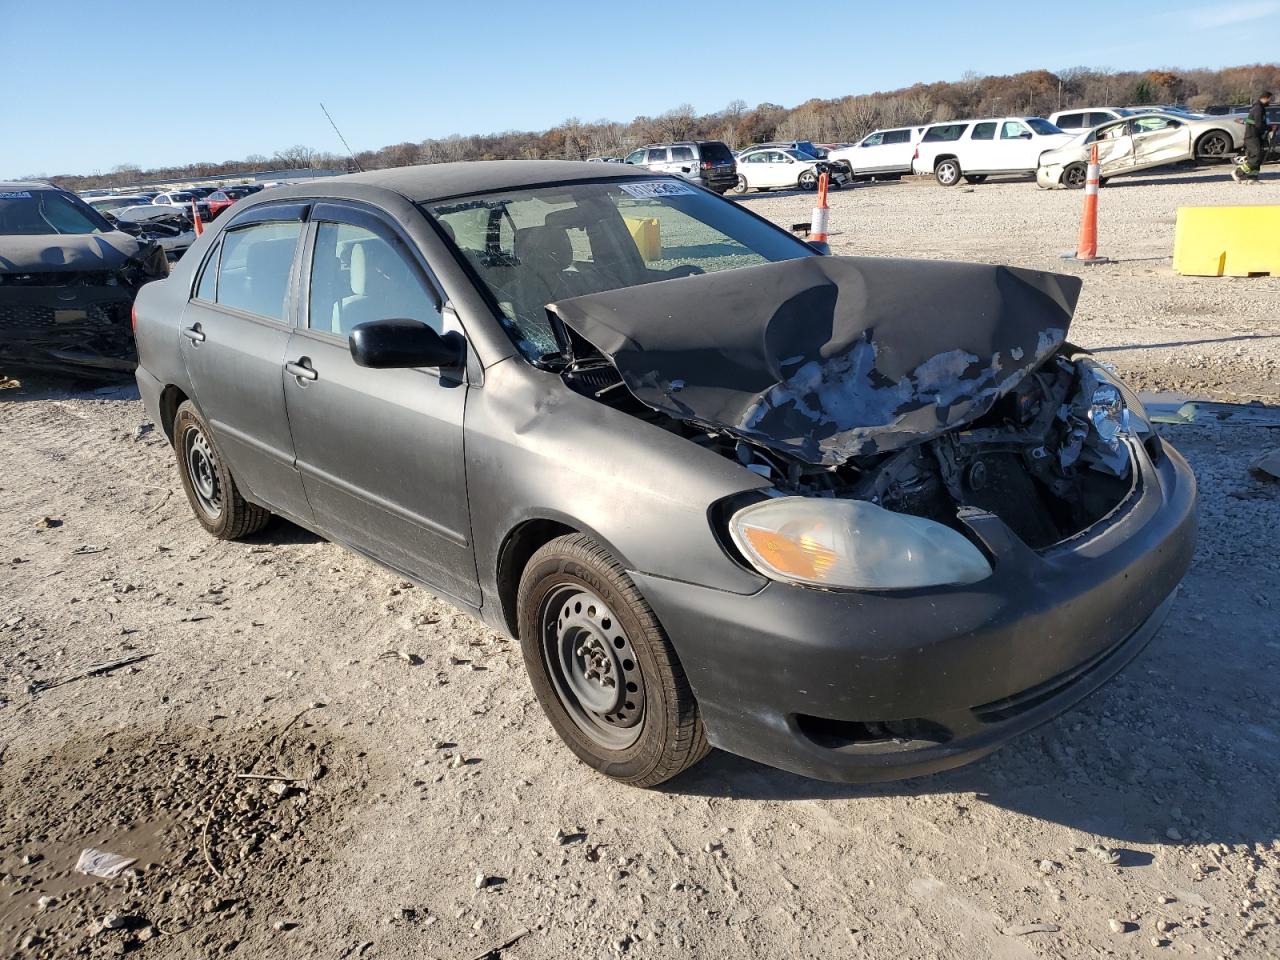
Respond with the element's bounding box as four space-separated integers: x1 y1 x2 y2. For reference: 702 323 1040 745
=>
810 172 830 244
191 199 203 237
1073 143 1107 264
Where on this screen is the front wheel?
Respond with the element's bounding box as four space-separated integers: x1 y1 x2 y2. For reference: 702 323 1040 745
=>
1195 131 1232 162
798 170 818 190
730 175 748 195
934 158 962 186
173 401 270 539
516 533 709 787
1062 162 1087 188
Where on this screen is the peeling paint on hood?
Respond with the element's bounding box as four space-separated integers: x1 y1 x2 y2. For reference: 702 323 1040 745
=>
550 256 1083 466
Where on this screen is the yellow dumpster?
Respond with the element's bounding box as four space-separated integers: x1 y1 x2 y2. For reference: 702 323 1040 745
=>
1173 205 1280 277
624 216 662 261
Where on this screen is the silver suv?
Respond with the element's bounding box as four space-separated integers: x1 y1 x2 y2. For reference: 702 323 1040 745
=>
623 141 737 194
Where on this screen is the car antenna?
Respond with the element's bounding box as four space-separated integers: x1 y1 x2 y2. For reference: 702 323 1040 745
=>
320 102 364 173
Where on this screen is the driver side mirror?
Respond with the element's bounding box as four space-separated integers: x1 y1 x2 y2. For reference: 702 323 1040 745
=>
350 318 465 369
1020 131 1033 139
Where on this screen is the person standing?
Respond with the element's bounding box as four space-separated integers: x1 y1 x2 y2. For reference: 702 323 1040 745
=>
1233 92 1275 183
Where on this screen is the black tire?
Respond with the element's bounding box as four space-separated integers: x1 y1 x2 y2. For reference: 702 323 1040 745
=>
1195 131 1232 162
934 158 962 186
173 400 270 540
730 175 748 195
798 169 818 190
1062 162 1087 188
516 533 709 787
963 174 988 184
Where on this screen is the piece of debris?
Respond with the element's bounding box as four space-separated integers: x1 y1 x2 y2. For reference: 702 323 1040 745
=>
1158 894 1176 904
29 654 153 694
1249 449 1280 481
1109 919 1127 933
466 927 530 960
378 650 424 666
71 544 108 555
1001 922 1060 936
76 848 138 879
474 872 492 890
35 517 62 529
1038 859 1060 874
1089 844 1121 865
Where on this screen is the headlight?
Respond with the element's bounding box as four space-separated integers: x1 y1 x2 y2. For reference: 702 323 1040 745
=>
728 497 992 591
1080 359 1151 440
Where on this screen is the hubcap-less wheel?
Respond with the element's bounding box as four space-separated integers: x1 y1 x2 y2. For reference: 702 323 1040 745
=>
184 425 222 520
1063 162 1087 188
798 170 818 190
542 586 645 749
1198 133 1229 160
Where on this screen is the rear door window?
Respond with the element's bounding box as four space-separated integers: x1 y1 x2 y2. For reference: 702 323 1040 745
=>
215 221 302 321
923 124 967 142
195 239 220 300
645 148 668 164
971 122 997 140
669 146 694 162
1057 113 1084 128
883 130 911 144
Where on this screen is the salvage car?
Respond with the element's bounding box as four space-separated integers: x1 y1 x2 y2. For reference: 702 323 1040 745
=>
1037 112 1246 188
1 182 168 377
731 147 838 193
105 204 197 260
827 126 923 179
133 162 1196 787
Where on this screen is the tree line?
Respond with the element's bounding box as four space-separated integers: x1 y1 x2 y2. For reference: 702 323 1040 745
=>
43 63 1280 191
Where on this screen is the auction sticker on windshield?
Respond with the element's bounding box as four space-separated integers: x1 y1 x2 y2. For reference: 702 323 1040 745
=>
619 181 699 199
0 192 34 199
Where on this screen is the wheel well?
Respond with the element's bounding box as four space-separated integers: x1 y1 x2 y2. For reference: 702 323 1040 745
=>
158 385 189 443
933 154 958 168
496 519 578 637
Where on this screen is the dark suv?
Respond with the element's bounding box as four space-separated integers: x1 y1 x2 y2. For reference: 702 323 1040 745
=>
623 141 737 193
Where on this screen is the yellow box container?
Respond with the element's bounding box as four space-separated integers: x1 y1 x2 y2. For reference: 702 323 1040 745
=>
624 216 662 261
1173 205 1280 277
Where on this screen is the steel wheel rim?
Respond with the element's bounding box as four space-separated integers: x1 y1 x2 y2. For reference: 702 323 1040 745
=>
184 425 223 520
1201 134 1228 158
541 585 644 749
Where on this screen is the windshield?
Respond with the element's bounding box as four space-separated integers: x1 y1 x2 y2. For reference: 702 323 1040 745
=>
427 179 814 358
1026 118 1063 135
0 189 109 236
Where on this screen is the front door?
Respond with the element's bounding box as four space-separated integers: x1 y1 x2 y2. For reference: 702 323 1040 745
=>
283 202 479 605
997 119 1037 170
179 204 313 521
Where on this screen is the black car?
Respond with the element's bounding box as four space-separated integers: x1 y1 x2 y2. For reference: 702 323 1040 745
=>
131 161 1194 787
0 182 168 377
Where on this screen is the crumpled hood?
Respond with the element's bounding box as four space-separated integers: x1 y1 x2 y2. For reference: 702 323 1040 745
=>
550 256 1082 466
0 231 153 274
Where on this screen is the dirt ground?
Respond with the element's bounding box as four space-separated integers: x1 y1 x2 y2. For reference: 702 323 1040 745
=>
2 165 1278 960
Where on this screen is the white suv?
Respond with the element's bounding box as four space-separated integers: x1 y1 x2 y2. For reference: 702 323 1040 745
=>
827 127 923 179
912 118 1074 186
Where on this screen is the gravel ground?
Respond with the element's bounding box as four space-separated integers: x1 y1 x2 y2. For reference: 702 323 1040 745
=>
1 164 1278 959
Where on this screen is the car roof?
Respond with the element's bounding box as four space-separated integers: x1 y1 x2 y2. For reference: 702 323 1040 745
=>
248 160 661 205
1 180 55 191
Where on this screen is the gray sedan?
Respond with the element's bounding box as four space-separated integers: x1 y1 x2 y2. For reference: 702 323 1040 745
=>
133 162 1195 787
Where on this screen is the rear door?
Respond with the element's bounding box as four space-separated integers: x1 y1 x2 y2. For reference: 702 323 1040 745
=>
668 144 697 181
966 121 998 170
283 202 479 605
179 202 313 521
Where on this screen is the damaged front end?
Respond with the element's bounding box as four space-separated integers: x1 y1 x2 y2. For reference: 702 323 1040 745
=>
548 255 1148 570
0 234 168 378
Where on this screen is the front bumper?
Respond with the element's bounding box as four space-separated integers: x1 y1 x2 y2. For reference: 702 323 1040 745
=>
0 285 137 376
1036 165 1064 188
633 437 1196 783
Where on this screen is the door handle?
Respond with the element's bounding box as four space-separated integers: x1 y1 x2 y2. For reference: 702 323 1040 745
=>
285 358 317 382
181 324 205 343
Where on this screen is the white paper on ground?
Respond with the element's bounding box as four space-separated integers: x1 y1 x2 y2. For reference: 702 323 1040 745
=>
75 848 137 878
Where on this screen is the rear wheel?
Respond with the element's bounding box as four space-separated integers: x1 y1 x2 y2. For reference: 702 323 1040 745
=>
963 174 988 184
173 401 270 540
1062 162 1087 188
730 175 748 195
516 533 709 787
1195 131 1231 162
934 158 962 186
798 169 818 190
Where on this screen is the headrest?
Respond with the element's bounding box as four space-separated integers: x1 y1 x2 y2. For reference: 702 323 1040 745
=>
514 225 572 271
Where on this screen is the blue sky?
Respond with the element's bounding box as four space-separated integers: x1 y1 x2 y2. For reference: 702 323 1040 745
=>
3 0 1274 177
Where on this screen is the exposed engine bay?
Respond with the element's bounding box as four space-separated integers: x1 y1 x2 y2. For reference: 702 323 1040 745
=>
547 255 1138 552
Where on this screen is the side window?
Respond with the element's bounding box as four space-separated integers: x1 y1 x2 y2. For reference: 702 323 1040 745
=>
645 148 668 164
1001 121 1030 139
194 239 220 301
309 220 441 339
1087 112 1110 126
861 133 884 147
215 220 302 321
744 152 764 163
624 149 645 165
971 122 997 140
670 146 694 162
884 130 911 145
1058 113 1083 128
